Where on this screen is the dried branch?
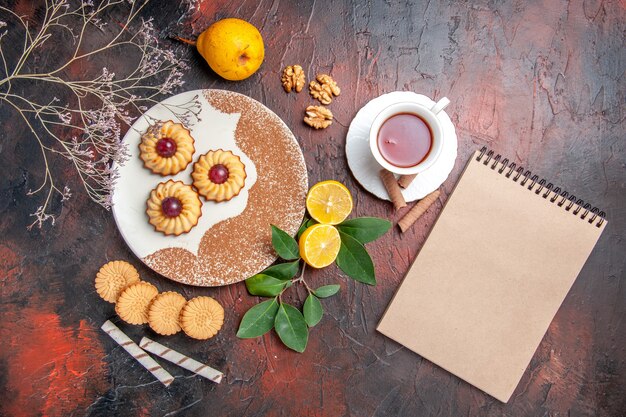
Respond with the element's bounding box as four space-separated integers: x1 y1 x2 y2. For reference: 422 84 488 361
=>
0 0 200 229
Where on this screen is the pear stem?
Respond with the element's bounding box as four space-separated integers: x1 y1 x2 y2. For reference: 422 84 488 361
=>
170 35 197 46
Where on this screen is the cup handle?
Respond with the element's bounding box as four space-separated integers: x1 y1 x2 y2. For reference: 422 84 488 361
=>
430 97 450 115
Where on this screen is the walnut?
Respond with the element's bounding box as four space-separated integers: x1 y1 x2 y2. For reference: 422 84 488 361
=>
316 74 340 96
309 74 340 104
304 105 333 129
281 65 305 93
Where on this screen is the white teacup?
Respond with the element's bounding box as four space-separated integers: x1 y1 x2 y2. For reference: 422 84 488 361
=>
369 97 450 175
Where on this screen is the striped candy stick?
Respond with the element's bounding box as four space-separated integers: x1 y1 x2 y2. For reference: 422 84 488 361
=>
101 320 174 387
140 337 223 384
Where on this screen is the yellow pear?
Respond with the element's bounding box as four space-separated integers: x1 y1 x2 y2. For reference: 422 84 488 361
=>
176 18 264 81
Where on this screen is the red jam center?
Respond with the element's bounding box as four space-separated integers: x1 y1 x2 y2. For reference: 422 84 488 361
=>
161 197 182 217
209 164 229 184
155 137 177 158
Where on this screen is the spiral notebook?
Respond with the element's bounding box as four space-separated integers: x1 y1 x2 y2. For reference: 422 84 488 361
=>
377 147 607 403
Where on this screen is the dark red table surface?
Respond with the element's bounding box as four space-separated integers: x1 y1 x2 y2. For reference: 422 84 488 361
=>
1 1 624 416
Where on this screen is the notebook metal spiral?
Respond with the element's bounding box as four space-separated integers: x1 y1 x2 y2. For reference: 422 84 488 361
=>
476 147 606 227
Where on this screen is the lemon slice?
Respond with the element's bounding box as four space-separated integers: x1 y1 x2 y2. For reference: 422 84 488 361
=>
299 224 341 268
306 180 353 225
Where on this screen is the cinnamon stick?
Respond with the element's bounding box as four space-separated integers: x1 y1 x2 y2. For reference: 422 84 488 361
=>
398 190 441 232
398 174 417 189
380 169 406 210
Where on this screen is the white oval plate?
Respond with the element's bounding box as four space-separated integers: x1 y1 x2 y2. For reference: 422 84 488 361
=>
111 89 307 286
346 91 458 202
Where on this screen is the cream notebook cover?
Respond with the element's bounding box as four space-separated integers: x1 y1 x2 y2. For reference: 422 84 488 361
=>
377 148 607 403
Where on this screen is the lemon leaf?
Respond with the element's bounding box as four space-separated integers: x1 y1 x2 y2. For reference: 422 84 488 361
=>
274 303 308 352
336 231 376 285
271 224 300 260
262 260 300 280
303 294 323 327
337 217 391 244
297 218 309 239
297 218 317 240
245 274 291 296
314 284 340 298
237 298 279 338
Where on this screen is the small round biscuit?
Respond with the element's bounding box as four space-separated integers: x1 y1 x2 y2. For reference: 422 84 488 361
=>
179 296 224 340
115 282 159 325
95 260 140 303
148 292 186 336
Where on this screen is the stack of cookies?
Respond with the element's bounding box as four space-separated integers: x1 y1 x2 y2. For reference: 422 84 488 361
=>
95 260 224 340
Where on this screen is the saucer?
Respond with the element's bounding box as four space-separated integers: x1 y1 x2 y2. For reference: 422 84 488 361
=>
346 91 458 202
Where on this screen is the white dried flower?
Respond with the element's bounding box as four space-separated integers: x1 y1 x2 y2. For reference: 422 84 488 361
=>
61 186 72 201
28 206 56 230
58 111 72 123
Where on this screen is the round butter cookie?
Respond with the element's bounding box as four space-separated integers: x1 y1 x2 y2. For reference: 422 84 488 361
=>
179 296 224 340
148 291 187 336
115 281 159 325
95 260 140 303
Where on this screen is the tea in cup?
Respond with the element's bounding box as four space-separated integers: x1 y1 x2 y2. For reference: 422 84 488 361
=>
369 97 450 175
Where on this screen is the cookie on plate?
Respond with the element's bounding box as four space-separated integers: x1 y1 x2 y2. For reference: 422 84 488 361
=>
191 149 247 202
146 180 203 236
139 121 195 176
